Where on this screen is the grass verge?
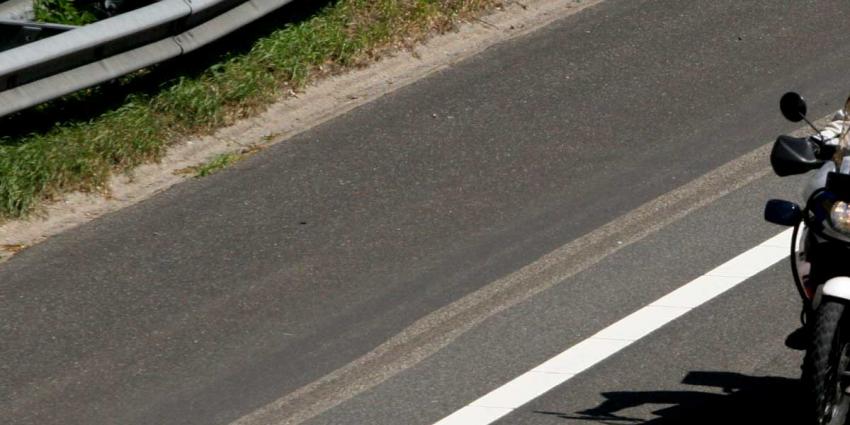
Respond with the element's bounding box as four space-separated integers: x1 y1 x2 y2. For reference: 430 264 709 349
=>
0 0 501 220
33 0 99 25
177 144 266 178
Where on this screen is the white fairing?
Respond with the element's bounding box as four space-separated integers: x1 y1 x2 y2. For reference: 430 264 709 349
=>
796 224 811 288
804 162 835 201
805 113 850 306
822 277 850 302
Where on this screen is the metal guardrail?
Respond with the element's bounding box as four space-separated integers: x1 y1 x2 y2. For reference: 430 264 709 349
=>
0 20 76 52
0 0 295 118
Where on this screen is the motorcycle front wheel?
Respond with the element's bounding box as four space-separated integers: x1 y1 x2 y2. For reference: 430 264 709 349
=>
804 300 850 425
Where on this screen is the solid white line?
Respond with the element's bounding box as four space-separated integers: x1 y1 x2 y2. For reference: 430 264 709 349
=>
433 228 794 425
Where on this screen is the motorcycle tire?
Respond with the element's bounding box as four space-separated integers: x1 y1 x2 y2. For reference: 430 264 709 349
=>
804 299 850 425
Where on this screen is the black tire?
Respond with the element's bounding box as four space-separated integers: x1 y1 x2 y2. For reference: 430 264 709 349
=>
803 299 850 425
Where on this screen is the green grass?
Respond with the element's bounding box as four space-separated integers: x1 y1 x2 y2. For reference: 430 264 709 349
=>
33 0 99 25
192 153 242 178
0 0 500 219
180 144 266 178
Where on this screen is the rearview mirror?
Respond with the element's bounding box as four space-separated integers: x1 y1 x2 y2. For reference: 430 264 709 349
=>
780 92 808 123
764 199 802 227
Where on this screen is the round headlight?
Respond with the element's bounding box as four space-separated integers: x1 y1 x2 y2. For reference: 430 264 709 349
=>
830 201 850 235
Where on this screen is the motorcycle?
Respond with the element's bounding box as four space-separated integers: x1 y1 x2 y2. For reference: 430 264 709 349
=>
766 92 850 424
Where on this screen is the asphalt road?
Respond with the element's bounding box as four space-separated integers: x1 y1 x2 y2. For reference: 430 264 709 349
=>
304 170 806 425
3 1 850 424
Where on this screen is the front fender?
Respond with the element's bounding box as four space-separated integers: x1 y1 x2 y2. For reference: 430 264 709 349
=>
822 277 850 302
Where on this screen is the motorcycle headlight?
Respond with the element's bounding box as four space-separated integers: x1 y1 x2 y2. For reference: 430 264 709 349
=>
830 201 850 235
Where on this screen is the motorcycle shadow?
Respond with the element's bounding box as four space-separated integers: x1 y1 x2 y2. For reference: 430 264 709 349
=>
534 371 805 424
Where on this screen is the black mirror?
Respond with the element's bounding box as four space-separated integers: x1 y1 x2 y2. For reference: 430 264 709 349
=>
780 92 808 123
764 199 802 226
770 135 823 176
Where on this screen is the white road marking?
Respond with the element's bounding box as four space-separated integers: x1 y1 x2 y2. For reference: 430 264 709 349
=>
434 228 794 425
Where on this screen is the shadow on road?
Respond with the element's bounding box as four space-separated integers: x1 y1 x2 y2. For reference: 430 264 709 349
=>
534 371 804 424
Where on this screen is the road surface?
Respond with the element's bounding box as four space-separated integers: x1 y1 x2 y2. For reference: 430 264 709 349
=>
3 1 850 424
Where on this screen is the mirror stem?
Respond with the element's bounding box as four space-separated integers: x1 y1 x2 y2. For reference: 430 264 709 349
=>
802 116 821 135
